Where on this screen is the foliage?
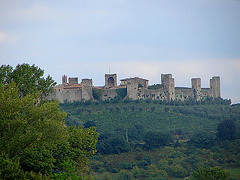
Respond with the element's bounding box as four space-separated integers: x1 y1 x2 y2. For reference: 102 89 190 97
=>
0 81 98 178
20 147 54 175
0 63 56 98
84 121 96 128
92 88 103 100
0 82 67 158
143 131 173 150
117 170 132 180
189 131 215 149
89 138 240 179
67 126 98 173
97 136 130 154
191 166 230 180
116 88 127 99
217 119 236 141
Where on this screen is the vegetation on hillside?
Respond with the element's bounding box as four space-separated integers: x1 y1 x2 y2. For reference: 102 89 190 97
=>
60 98 240 179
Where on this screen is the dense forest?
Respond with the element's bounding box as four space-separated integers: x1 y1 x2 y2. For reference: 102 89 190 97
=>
1 63 239 179
60 98 240 179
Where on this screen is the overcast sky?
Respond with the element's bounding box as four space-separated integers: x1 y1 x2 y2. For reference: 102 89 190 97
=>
0 0 240 103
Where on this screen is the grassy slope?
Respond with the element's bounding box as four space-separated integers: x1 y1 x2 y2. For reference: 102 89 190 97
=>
60 100 240 136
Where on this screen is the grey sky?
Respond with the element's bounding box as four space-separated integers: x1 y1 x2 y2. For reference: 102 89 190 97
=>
0 0 240 103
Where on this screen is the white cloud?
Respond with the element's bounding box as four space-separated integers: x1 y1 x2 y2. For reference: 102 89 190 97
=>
0 32 17 44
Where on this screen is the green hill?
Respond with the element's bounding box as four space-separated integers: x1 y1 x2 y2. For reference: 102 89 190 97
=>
60 99 240 140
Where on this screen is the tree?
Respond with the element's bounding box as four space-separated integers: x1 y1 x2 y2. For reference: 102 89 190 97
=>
0 81 98 178
0 82 67 158
83 121 96 128
143 131 173 150
97 137 130 154
217 119 236 141
192 167 230 180
189 131 215 149
0 63 56 97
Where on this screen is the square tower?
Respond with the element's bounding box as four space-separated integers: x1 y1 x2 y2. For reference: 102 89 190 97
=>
161 74 175 101
210 76 220 98
62 75 67 85
105 74 117 88
191 78 201 101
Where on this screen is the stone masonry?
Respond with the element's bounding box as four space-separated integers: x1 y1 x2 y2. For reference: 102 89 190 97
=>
47 74 221 103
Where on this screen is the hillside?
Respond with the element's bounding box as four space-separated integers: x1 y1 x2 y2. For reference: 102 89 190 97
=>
59 99 240 179
60 99 240 140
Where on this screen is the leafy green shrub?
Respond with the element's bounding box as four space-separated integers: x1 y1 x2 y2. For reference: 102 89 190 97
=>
92 88 103 100
111 168 119 173
144 131 173 150
20 147 54 175
116 88 127 99
123 105 128 111
120 162 134 170
131 166 149 178
137 160 150 169
146 98 151 103
131 105 135 111
191 166 230 180
167 164 189 178
147 164 168 178
83 121 96 128
84 100 91 105
90 161 104 172
217 120 236 141
115 106 121 111
124 98 131 103
97 137 130 154
117 170 132 180
189 131 215 149
150 106 155 111
134 99 140 104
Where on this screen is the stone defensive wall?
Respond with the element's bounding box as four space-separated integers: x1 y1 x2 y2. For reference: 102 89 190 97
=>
47 74 220 103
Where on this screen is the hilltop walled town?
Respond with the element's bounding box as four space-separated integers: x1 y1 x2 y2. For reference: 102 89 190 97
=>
47 74 220 103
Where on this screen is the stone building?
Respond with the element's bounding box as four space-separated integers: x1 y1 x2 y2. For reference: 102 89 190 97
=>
47 73 221 103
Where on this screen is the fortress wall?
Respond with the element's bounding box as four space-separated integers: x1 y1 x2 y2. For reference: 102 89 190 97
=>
47 89 82 103
201 88 212 99
102 89 118 100
175 88 194 101
137 88 168 101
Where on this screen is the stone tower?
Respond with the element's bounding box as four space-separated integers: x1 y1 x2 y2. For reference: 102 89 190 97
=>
82 79 93 101
69 77 78 85
210 76 220 98
126 78 139 100
62 75 67 85
161 74 175 101
105 74 117 88
192 78 201 101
